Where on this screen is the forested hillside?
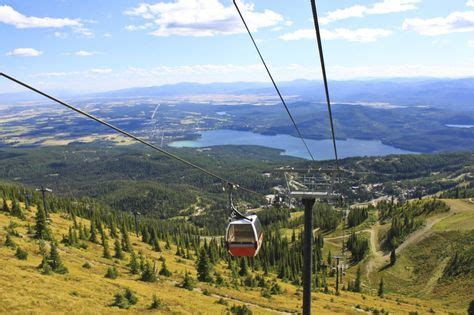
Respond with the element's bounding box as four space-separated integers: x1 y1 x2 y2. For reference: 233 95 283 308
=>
1 175 473 314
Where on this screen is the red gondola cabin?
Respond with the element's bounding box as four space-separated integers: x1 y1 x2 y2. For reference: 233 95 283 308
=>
225 214 263 257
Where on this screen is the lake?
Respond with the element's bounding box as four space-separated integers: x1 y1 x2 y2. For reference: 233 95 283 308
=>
168 129 417 160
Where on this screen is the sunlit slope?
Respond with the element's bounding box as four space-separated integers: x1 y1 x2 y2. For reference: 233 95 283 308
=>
365 199 474 313
0 199 456 314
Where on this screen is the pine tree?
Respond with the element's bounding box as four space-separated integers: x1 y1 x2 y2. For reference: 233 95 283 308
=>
35 206 50 240
124 288 138 305
239 258 248 277
102 234 111 259
390 248 396 266
140 261 157 282
112 292 130 309
49 242 68 274
196 248 212 282
11 199 24 219
354 266 361 292
159 259 172 277
152 237 161 252
121 222 132 252
89 220 98 243
129 251 139 274
2 198 9 212
114 238 124 259
105 265 118 279
15 247 28 260
378 278 384 297
468 300 474 315
150 294 162 309
181 269 195 290
5 233 16 248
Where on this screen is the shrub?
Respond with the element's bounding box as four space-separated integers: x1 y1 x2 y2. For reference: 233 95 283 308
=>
82 262 92 269
4 234 16 248
15 247 28 260
111 289 138 309
105 266 118 279
112 293 129 309
124 288 138 305
216 298 228 306
150 294 163 309
230 304 253 315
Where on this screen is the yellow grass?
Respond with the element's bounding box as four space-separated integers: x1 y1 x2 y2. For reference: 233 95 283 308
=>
0 202 458 314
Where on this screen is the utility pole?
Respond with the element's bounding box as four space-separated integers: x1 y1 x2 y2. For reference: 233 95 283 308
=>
36 186 52 219
302 198 315 315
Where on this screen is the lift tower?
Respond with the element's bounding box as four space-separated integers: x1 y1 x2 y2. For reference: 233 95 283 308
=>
284 169 338 315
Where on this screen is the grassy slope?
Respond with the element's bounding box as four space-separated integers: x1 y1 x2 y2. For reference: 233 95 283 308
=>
0 201 448 314
365 199 474 313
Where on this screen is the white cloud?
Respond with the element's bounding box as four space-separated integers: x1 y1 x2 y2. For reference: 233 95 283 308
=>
6 48 42 57
125 23 153 31
280 28 392 42
73 26 94 38
124 0 286 37
54 31 68 38
104 33 112 37
467 1 474 7
320 0 420 24
0 5 81 28
75 50 101 57
403 11 474 35
31 68 112 77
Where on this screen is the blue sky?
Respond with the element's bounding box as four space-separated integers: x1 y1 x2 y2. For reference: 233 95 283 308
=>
1 0 474 93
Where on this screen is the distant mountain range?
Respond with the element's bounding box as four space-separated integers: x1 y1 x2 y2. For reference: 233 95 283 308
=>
93 78 474 111
2 78 473 111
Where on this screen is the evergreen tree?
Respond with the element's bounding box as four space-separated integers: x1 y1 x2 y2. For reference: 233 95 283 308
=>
150 294 162 309
140 261 157 282
15 247 28 260
49 242 68 274
89 220 98 243
35 206 50 240
239 258 248 277
129 251 139 274
142 228 150 243
5 233 16 248
112 292 130 309
197 248 212 282
152 237 161 252
181 269 195 290
121 222 132 252
11 199 24 219
468 300 474 315
378 278 384 297
354 266 361 292
102 235 111 259
2 198 9 212
159 259 172 277
114 238 124 259
105 265 118 279
390 248 396 266
124 288 138 305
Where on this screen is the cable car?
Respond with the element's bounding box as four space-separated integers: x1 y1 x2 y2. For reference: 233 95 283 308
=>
225 214 263 257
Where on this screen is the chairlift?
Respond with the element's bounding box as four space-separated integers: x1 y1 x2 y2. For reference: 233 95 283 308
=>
224 184 263 257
